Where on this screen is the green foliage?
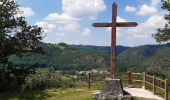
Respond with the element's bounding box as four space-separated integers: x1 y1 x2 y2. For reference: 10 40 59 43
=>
145 47 170 78
0 1 43 64
9 43 110 72
71 45 129 56
0 63 35 92
117 44 170 80
153 1 170 43
23 69 76 90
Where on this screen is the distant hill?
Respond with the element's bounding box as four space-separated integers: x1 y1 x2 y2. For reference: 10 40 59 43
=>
8 43 110 72
116 44 170 79
8 42 170 79
70 45 129 56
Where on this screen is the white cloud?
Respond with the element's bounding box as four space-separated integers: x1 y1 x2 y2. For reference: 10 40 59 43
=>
82 28 91 36
62 0 106 19
45 13 77 23
136 4 157 16
47 24 56 30
106 15 166 40
125 15 166 39
142 14 166 29
151 0 161 6
35 21 56 33
58 22 80 31
125 6 137 12
117 16 127 22
41 0 106 40
35 21 47 28
56 32 65 37
19 7 35 17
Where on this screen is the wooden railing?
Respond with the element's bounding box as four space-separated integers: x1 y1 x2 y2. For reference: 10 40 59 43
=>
87 71 169 100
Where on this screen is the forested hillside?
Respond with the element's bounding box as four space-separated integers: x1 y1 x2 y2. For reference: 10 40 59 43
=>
8 43 110 72
117 44 170 79
70 45 129 56
8 42 170 79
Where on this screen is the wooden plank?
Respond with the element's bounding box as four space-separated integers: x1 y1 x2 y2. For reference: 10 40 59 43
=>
155 77 166 82
155 85 165 91
165 79 168 100
153 75 156 94
110 2 117 78
146 81 153 86
92 23 112 27
116 22 138 27
132 73 142 75
128 71 132 88
90 73 110 76
88 73 91 89
132 80 142 82
143 72 146 89
146 74 153 78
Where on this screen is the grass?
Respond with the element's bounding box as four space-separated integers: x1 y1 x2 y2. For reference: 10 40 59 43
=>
0 81 169 100
0 82 103 100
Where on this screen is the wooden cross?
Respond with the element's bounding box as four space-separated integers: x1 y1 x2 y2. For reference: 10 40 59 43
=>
92 2 138 78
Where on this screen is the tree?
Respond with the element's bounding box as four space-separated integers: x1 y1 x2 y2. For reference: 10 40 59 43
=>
153 1 170 43
0 0 43 64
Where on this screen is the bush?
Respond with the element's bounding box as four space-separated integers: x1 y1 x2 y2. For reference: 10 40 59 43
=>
0 63 35 92
23 69 76 90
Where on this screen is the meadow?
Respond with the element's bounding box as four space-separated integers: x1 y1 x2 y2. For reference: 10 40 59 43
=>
0 81 169 100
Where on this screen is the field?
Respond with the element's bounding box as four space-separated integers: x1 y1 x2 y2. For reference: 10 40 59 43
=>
0 82 102 100
0 82 169 100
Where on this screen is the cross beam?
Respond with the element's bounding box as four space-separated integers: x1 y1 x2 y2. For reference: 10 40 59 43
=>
93 22 137 27
92 3 137 78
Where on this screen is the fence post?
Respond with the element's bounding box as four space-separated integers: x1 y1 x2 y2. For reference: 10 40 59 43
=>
128 71 132 88
153 75 156 94
142 72 146 89
165 79 168 100
88 73 91 89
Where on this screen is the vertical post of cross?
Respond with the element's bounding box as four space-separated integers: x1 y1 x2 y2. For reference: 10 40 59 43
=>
92 2 137 79
110 3 117 79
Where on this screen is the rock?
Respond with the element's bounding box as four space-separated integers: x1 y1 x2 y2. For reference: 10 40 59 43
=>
92 78 132 100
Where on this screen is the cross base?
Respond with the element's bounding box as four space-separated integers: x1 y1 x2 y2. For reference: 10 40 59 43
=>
92 78 132 100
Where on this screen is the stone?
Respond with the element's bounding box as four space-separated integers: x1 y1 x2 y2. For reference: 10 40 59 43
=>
102 78 124 96
92 78 132 100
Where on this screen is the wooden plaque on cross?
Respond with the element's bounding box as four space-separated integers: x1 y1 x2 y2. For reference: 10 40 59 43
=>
92 2 138 78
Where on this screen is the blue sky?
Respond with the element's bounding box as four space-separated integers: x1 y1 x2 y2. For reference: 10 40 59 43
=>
17 0 166 46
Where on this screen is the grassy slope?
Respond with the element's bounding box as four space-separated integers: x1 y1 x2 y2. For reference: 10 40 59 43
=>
0 82 102 100
0 82 169 100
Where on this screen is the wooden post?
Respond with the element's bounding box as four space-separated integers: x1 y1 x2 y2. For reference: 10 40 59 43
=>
88 73 91 89
128 71 132 88
153 75 156 94
142 72 146 89
92 3 137 78
165 79 168 100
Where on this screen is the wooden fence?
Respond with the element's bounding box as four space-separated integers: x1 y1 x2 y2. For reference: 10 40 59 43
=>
87 71 169 100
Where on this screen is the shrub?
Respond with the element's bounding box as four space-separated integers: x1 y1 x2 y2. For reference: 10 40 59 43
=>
23 69 76 90
0 63 35 92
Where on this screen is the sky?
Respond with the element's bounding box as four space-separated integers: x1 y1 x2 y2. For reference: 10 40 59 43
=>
16 0 167 46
